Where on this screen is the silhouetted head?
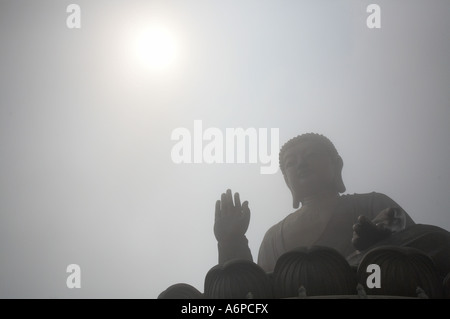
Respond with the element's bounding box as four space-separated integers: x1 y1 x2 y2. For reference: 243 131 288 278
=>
279 133 345 208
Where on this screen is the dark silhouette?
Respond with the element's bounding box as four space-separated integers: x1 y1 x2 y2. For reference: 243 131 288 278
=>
157 283 203 299
159 133 450 299
356 246 443 298
272 246 357 298
204 259 272 299
214 133 450 279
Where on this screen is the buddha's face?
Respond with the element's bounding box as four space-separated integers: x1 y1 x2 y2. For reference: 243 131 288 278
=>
282 140 339 206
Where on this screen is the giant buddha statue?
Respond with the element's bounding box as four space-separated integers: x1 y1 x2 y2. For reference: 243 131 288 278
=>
213 133 450 280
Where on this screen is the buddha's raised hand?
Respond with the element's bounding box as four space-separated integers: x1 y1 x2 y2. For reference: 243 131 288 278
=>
214 189 250 243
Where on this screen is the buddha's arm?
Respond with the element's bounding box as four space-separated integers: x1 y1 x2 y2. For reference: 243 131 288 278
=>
214 189 253 264
218 236 253 264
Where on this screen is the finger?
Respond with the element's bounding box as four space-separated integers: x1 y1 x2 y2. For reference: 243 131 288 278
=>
353 223 362 233
242 201 250 220
226 188 233 203
359 216 375 229
221 193 227 213
215 200 221 221
357 215 367 223
226 189 234 211
234 192 242 210
242 201 249 213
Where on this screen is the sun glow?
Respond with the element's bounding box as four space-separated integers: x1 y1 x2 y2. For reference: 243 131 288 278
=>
135 25 178 72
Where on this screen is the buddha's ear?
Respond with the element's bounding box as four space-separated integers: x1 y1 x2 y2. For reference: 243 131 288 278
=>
284 174 300 209
292 196 300 209
335 155 346 193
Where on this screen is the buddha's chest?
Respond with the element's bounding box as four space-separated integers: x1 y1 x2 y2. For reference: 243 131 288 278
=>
281 207 334 250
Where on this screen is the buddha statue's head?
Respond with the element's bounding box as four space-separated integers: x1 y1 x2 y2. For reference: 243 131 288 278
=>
279 133 346 208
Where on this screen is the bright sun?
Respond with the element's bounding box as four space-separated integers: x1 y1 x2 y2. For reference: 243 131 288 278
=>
136 25 178 71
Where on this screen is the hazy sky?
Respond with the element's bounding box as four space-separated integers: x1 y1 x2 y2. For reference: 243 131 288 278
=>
1 0 449 298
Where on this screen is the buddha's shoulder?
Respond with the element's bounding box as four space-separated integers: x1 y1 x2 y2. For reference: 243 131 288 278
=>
338 191 396 207
340 191 389 198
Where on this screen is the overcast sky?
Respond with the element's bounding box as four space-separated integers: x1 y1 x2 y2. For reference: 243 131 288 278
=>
1 0 449 298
